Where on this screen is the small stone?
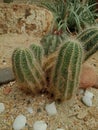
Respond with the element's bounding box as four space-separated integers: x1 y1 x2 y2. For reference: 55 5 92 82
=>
84 90 94 99
80 63 97 89
27 107 33 114
93 75 98 88
3 86 12 95
33 121 47 130
78 89 84 95
13 114 26 130
0 103 5 113
45 102 57 116
77 110 88 119
82 95 93 107
2 59 7 65
0 67 15 85
37 108 42 113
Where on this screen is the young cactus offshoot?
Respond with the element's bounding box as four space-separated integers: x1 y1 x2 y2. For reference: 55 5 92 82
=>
12 48 46 94
49 39 83 101
41 26 68 56
77 26 98 61
29 43 44 65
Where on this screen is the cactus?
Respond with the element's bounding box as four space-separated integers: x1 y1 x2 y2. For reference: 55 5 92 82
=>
41 29 68 56
12 48 46 94
29 43 44 65
77 26 98 61
49 39 83 101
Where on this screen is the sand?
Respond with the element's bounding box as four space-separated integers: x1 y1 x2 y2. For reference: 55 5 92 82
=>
0 33 98 130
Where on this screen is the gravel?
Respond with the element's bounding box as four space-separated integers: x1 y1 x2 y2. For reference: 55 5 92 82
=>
13 114 26 130
0 103 5 113
45 102 57 116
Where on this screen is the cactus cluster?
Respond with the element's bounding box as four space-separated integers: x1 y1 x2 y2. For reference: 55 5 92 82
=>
12 25 98 102
12 47 46 94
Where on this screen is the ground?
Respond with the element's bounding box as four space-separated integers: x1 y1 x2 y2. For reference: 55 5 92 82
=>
0 33 98 130
0 1 98 130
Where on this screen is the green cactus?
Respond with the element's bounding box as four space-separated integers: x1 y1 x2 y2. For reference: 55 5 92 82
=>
29 43 44 65
77 26 98 61
41 30 68 56
49 39 83 101
12 48 46 94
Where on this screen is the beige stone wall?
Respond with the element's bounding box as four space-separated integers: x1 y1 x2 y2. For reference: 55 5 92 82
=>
0 4 53 36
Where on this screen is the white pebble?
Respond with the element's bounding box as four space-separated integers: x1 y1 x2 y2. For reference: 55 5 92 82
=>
27 107 33 114
0 103 5 113
33 121 47 130
13 114 26 130
82 95 92 107
84 90 94 99
45 102 57 116
79 89 84 95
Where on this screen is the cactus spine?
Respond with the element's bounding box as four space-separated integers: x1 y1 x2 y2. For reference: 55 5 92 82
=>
12 48 46 94
49 40 83 101
77 26 98 61
30 43 44 65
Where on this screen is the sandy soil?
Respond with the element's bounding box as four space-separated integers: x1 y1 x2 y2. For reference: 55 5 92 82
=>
0 33 98 130
0 33 41 69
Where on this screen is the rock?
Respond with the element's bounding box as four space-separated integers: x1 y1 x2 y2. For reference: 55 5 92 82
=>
27 107 33 114
45 102 57 116
33 121 47 130
82 96 92 107
84 90 94 99
80 63 97 89
0 4 53 36
13 114 26 130
0 103 5 113
82 90 94 107
93 75 98 88
0 67 15 85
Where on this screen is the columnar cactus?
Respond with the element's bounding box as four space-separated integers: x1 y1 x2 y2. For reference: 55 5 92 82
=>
41 32 67 56
49 39 83 101
77 26 98 60
12 48 46 94
12 25 98 103
30 43 44 65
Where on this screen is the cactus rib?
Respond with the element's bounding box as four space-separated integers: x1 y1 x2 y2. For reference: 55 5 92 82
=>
77 26 98 60
12 48 46 94
30 43 44 65
50 40 83 101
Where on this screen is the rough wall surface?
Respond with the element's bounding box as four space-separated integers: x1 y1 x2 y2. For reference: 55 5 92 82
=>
0 4 53 36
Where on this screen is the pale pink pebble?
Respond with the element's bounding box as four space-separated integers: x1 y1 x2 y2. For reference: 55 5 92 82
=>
79 63 97 89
